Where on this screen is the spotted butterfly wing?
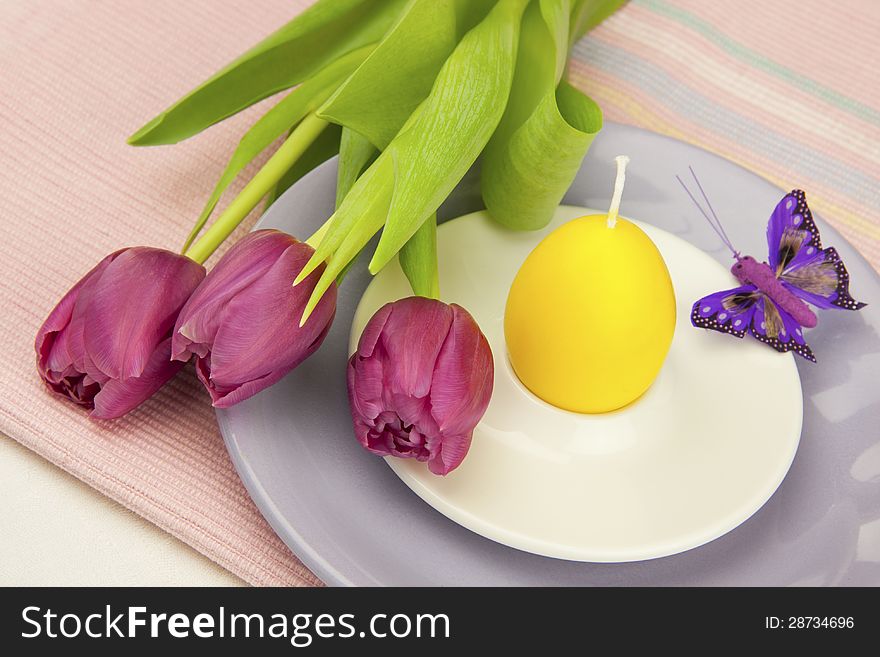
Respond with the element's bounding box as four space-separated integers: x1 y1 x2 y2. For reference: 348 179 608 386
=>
747 291 816 362
691 285 760 338
691 284 817 361
768 190 865 312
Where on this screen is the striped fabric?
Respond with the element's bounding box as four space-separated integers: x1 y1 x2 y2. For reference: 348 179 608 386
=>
572 0 880 262
0 0 876 586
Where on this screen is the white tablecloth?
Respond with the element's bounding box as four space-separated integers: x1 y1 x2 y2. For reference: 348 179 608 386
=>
0 435 243 586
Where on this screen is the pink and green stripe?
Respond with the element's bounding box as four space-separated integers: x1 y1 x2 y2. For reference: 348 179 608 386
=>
567 0 880 268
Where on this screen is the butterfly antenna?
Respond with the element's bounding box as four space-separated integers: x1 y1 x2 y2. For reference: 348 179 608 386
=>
689 166 736 254
675 172 738 258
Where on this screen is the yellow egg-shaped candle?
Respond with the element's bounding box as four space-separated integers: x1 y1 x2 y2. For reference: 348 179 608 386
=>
504 157 676 413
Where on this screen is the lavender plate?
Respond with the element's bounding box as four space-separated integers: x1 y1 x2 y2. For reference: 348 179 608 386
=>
217 122 880 586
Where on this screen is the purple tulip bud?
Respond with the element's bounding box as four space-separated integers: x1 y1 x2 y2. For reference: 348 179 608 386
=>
347 297 494 475
35 248 206 419
172 230 337 408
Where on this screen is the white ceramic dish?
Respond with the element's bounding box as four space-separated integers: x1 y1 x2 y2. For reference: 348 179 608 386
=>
350 206 803 562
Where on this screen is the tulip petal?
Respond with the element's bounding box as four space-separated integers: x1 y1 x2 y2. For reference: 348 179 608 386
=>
64 263 117 381
85 248 204 380
172 230 290 361
205 240 336 404
351 416 381 455
203 365 275 408
354 302 393 359
429 304 494 435
36 251 119 380
427 432 472 475
43 327 80 384
211 378 279 407
388 391 436 436
91 337 184 419
379 297 452 398
347 351 385 421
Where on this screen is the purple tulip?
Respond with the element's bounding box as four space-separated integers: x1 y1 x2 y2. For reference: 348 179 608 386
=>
172 229 337 408
35 247 206 419
347 296 494 476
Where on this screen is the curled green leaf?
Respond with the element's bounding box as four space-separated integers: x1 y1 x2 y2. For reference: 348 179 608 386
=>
485 82 601 231
481 0 602 231
128 0 407 145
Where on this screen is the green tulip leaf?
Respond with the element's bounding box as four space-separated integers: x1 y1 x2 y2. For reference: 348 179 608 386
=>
367 0 528 274
321 0 462 297
294 153 395 325
381 0 509 301
335 127 377 209
399 214 439 299
182 46 371 251
295 0 529 323
570 0 628 46
128 0 407 146
453 0 501 39
318 0 459 150
481 0 602 231
332 127 379 284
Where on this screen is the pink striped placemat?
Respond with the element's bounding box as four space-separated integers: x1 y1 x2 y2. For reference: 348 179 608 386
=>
0 0 877 586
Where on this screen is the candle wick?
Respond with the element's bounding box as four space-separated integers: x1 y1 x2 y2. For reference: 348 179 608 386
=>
607 155 629 229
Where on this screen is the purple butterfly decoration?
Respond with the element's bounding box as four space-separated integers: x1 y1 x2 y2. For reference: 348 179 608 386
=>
679 168 866 362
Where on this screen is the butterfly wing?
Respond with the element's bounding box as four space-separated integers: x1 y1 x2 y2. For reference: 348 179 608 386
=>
692 285 817 361
749 292 816 362
767 190 865 311
691 285 760 338
766 189 821 273
780 246 866 311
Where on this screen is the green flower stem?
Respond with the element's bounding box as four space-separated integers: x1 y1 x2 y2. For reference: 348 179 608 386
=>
185 113 330 264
